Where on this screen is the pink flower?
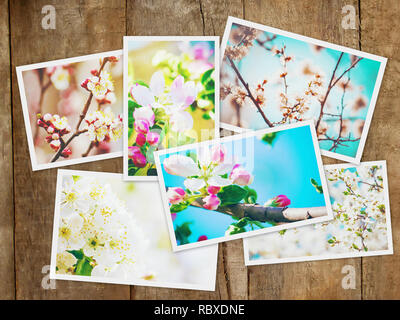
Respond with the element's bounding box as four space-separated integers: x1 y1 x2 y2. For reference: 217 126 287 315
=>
135 133 146 146
128 146 147 168
133 106 155 127
197 235 208 241
134 119 150 134
170 75 197 107
171 213 177 222
202 194 220 210
146 132 160 146
61 147 72 158
211 144 227 163
230 165 253 186
193 43 213 61
167 187 186 204
264 195 291 208
207 186 221 195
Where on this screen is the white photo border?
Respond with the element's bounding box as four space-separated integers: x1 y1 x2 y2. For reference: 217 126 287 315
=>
123 36 220 181
16 50 124 171
243 160 394 266
49 169 219 291
154 120 334 252
220 16 387 164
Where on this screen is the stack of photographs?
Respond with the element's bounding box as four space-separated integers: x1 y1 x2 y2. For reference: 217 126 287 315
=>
15 16 392 291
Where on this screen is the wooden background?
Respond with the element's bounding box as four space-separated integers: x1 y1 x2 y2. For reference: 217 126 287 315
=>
1 0 399 299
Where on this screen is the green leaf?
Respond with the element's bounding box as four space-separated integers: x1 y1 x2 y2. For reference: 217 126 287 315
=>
225 224 245 236
72 175 81 183
201 68 214 85
67 249 95 276
279 229 287 236
261 132 277 145
243 186 258 204
175 222 192 245
310 178 323 194
170 201 190 213
217 185 248 206
134 80 149 88
202 113 212 120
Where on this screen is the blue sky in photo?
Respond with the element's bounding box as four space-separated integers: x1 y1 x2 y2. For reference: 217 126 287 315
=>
223 24 382 158
159 125 327 245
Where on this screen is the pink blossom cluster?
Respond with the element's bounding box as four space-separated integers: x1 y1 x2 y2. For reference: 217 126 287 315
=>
37 113 72 157
164 144 253 212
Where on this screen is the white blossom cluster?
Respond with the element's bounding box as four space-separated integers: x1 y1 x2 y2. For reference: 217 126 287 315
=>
247 164 388 261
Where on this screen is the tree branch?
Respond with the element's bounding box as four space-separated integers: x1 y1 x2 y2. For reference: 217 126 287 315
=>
227 55 274 127
191 198 327 223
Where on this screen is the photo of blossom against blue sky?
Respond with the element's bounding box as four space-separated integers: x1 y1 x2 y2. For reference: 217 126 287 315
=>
157 123 332 250
220 19 385 161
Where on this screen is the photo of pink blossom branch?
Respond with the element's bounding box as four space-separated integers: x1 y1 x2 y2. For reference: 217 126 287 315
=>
220 17 386 163
17 51 123 170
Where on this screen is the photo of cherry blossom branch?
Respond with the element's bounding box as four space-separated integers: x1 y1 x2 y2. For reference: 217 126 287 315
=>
17 51 123 170
155 122 332 251
220 17 386 162
244 161 393 265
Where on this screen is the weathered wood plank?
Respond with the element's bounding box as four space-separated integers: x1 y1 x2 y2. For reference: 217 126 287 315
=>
126 0 243 299
0 0 15 300
359 0 400 299
10 0 129 299
244 0 362 299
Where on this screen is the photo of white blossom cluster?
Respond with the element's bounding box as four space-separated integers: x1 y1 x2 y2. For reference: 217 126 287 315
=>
50 170 218 290
244 161 393 265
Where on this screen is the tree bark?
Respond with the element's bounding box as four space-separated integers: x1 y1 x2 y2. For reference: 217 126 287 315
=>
191 199 326 223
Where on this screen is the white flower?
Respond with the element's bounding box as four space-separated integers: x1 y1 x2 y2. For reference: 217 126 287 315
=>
51 67 70 90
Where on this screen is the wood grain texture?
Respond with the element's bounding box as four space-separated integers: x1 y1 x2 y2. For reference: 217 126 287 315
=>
243 0 362 299
10 0 129 299
0 0 15 300
358 0 400 299
1 0 399 300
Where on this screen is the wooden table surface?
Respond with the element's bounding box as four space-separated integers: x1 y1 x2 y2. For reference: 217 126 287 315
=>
1 0 399 300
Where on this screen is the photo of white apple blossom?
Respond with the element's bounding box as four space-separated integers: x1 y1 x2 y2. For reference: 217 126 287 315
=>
125 38 217 178
155 123 332 251
244 161 393 265
51 171 218 290
17 52 123 169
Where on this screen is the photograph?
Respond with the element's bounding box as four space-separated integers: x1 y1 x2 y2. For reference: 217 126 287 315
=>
155 121 333 252
16 51 124 170
220 17 386 163
123 36 219 181
50 170 218 291
244 161 393 265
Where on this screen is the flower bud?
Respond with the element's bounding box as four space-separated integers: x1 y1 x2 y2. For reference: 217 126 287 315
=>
146 132 160 146
166 187 186 205
264 195 291 208
135 133 146 147
47 126 54 133
52 133 59 140
202 194 221 210
197 235 208 241
230 165 253 186
211 144 226 163
207 186 221 195
80 78 89 90
128 146 146 168
61 147 72 158
49 139 61 150
134 119 150 134
43 113 53 122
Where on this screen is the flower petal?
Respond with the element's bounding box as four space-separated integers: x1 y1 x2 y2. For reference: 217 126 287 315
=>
163 154 200 177
149 71 165 97
170 111 193 132
208 176 232 187
184 178 206 192
130 85 155 107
